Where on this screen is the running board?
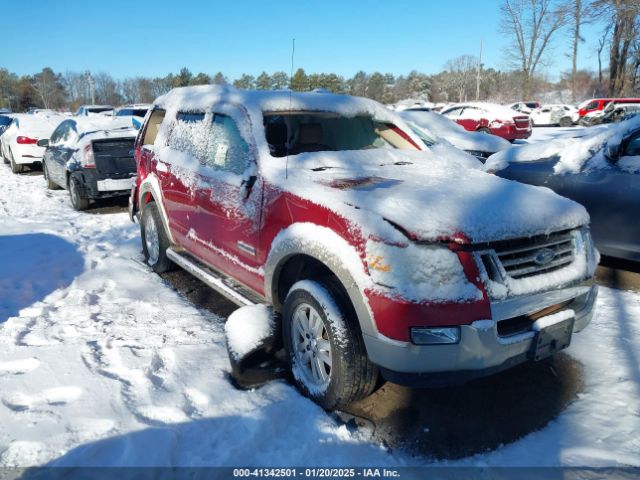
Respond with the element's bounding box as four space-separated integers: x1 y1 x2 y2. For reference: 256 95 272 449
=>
166 248 264 307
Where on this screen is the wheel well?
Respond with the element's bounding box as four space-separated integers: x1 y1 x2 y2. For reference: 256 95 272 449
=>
140 191 155 209
274 254 346 310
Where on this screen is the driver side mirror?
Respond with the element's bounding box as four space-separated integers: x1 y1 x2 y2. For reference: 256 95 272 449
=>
37 138 49 148
604 144 621 162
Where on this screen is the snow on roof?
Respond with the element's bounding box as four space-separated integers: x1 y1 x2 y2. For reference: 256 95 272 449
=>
453 102 527 119
72 116 133 136
11 113 64 136
156 85 402 120
485 115 640 174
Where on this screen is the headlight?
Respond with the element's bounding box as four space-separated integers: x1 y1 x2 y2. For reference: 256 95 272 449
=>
576 227 599 273
365 240 482 303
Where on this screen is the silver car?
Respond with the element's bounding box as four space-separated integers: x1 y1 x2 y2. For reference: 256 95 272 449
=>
487 119 640 262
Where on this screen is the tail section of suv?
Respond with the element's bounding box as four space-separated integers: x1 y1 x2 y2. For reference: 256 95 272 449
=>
130 85 597 409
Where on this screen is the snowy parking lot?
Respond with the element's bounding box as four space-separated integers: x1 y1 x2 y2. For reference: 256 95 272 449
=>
0 127 639 468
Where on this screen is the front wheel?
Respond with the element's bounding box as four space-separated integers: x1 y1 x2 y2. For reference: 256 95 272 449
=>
477 127 491 135
140 202 173 273
283 279 378 410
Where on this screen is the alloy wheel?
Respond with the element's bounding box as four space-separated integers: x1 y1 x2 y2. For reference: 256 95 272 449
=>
291 302 332 389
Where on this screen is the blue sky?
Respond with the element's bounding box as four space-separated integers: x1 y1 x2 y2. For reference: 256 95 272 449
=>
4 0 603 80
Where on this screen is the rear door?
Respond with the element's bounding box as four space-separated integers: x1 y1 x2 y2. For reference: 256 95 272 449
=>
161 111 209 243
191 110 263 292
46 121 77 187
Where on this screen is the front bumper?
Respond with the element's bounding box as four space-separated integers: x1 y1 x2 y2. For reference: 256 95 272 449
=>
364 282 597 386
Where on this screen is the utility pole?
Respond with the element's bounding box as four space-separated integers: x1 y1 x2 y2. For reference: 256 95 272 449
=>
476 39 483 101
85 71 95 104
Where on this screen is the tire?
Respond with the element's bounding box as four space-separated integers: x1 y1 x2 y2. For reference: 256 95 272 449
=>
9 150 24 174
140 201 173 273
43 161 59 190
477 127 491 135
283 279 378 410
559 116 573 127
69 174 89 210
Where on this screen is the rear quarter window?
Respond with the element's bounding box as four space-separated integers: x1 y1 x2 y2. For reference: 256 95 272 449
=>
142 109 166 146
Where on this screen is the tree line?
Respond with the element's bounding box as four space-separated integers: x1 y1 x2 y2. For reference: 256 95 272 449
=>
0 0 637 112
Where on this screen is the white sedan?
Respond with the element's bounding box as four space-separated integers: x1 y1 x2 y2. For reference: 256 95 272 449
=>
530 104 579 127
1 113 63 173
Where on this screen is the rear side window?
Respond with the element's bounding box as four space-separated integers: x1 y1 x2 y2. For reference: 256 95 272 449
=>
49 121 76 146
205 114 251 175
167 111 209 162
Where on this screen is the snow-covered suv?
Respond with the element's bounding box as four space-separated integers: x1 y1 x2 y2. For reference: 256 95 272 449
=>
130 85 598 409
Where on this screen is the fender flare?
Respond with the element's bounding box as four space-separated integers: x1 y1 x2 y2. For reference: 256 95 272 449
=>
138 174 175 243
263 223 378 337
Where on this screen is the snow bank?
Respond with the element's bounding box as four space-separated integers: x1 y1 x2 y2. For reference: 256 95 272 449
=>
225 305 276 361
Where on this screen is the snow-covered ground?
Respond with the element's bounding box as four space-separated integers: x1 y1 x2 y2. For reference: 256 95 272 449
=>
0 157 639 467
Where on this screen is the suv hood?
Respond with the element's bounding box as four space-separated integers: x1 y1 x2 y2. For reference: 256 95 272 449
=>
286 149 589 244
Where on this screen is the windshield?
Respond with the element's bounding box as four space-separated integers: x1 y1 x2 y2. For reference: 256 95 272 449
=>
263 112 418 157
88 107 113 114
117 108 148 117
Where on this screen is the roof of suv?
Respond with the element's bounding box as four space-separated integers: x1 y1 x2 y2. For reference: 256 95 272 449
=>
156 85 400 122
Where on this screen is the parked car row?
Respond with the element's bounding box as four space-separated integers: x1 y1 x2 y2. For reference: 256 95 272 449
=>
7 85 640 411
0 104 150 208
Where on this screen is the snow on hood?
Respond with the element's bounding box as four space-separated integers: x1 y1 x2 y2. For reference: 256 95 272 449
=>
486 116 640 174
400 110 510 153
280 149 589 244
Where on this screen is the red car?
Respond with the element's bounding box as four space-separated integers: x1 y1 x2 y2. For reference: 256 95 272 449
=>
441 102 531 141
130 86 597 410
577 98 640 117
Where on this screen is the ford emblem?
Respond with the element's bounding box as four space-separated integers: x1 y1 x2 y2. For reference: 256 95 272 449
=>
533 248 556 265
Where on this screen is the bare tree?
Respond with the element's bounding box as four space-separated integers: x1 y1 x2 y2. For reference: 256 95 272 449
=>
444 55 479 102
500 0 568 98
32 68 65 109
596 23 612 87
593 0 640 95
568 0 595 102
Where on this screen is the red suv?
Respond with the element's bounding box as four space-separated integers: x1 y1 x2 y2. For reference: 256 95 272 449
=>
441 102 531 141
130 86 597 409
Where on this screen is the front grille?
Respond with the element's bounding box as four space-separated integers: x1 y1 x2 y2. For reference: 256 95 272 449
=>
484 229 575 280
